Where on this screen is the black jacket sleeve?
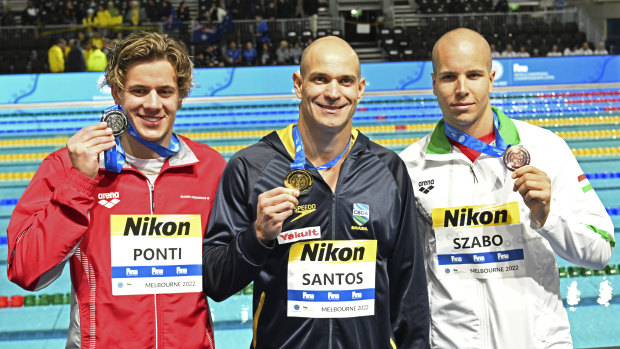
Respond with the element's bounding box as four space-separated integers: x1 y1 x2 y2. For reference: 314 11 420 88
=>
202 151 275 302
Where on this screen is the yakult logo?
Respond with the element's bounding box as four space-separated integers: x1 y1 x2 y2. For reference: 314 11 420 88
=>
277 226 321 244
98 192 120 208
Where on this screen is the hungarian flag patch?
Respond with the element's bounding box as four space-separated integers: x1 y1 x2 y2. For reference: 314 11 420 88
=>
578 174 593 193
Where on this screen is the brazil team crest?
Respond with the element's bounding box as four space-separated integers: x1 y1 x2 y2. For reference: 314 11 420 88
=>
353 203 369 226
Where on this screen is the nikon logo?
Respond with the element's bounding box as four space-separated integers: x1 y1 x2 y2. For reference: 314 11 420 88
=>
444 208 507 227
123 217 190 236
432 203 520 229
300 242 365 262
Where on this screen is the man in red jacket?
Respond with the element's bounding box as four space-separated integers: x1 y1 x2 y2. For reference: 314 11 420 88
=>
7 31 226 348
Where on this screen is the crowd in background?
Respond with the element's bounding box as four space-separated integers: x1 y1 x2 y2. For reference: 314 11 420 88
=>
0 0 321 73
0 0 614 74
489 41 609 58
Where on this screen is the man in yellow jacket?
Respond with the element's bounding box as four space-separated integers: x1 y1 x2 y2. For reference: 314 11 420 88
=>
48 38 67 73
86 47 107 72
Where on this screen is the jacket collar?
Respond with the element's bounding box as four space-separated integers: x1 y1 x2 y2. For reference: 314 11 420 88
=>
264 123 366 161
427 105 521 155
98 133 199 170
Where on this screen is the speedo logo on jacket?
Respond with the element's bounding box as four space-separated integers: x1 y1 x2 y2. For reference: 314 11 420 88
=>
431 202 520 228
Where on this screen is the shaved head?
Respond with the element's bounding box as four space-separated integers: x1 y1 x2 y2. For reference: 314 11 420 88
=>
299 36 361 78
432 28 492 74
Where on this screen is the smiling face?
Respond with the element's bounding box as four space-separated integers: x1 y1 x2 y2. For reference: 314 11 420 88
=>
293 36 365 136
112 59 181 156
431 28 495 138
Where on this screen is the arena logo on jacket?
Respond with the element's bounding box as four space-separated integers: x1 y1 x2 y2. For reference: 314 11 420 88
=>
98 191 120 208
351 203 369 231
431 202 527 280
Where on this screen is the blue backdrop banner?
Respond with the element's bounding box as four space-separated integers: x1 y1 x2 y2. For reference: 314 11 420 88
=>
0 55 618 104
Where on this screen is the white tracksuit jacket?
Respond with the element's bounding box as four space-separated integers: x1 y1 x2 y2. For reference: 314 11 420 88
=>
399 106 615 349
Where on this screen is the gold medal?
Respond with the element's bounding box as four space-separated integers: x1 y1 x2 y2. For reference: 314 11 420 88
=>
503 145 530 171
284 169 313 195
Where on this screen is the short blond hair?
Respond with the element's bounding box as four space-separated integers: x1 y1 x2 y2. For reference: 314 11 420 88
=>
103 31 194 99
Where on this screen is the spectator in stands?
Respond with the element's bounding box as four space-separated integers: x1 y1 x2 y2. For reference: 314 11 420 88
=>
290 41 302 64
48 38 66 73
256 13 270 45
43 2 63 25
203 45 224 67
125 0 147 26
161 1 182 33
22 0 40 26
177 1 191 22
83 8 98 32
580 41 593 55
563 44 579 56
515 44 530 58
243 41 257 65
66 38 86 72
90 29 104 49
7 31 225 349
495 0 509 12
547 43 562 57
224 41 242 66
490 43 501 58
161 0 174 21
145 0 161 22
594 42 609 55
265 1 277 19
277 0 293 18
225 0 245 19
84 0 98 14
77 30 88 47
1 5 16 26
96 4 112 27
500 43 517 58
83 41 94 62
61 1 78 25
260 42 273 65
101 37 114 57
86 46 107 71
303 0 318 34
275 39 291 64
194 51 207 67
106 1 123 25
208 2 227 23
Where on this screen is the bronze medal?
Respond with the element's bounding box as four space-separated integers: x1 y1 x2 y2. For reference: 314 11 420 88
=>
101 109 128 137
503 145 530 171
284 169 313 195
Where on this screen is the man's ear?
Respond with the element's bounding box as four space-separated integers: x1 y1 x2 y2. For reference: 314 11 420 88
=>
293 71 303 99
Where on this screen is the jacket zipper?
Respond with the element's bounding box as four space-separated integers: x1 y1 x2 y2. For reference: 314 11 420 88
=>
147 178 159 349
469 165 478 183
329 193 337 349
8 225 31 269
479 280 490 348
471 165 488 348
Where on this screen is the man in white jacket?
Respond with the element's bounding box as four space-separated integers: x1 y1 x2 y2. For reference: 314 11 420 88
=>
399 28 615 348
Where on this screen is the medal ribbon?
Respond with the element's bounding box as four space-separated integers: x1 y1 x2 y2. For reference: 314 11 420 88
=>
444 111 509 157
291 125 350 170
103 105 181 173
